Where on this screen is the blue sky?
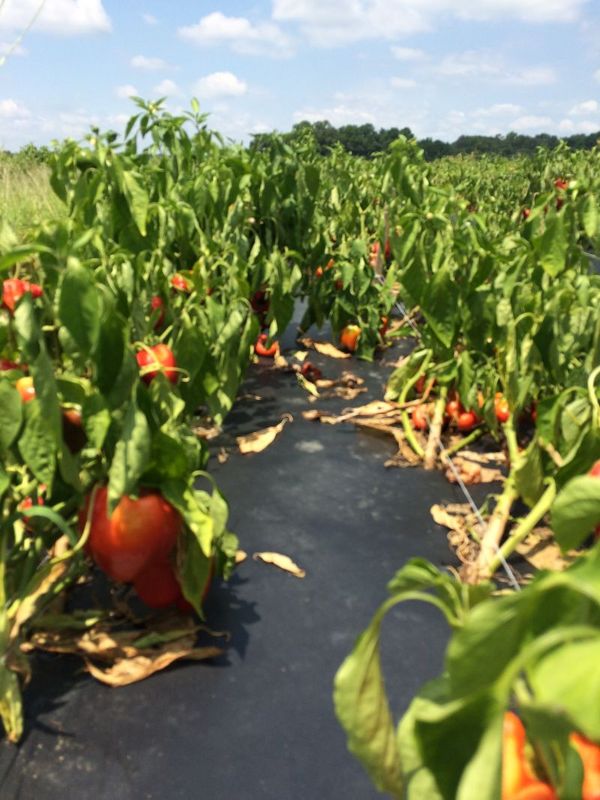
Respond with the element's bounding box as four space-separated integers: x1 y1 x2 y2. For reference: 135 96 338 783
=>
1 0 600 150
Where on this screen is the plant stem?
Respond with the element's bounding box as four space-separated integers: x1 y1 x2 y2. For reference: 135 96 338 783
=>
424 386 448 470
440 426 484 459
400 408 425 457
462 476 518 584
487 479 557 576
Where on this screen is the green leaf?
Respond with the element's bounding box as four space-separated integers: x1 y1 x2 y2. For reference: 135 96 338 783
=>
513 441 545 508
162 481 214 557
0 663 23 744
412 690 502 800
333 597 404 799
108 405 151 509
177 528 212 616
422 265 457 350
551 475 600 551
537 215 568 277
0 381 22 450
0 465 9 501
582 195 599 240
529 637 600 742
58 260 100 356
122 170 149 236
18 401 57 486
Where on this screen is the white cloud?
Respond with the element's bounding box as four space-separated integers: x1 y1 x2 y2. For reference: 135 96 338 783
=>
391 77 417 89
115 84 138 99
0 0 111 36
509 67 556 86
194 72 248 100
131 54 169 70
437 52 556 85
142 13 158 25
473 103 523 117
510 114 553 130
0 99 31 119
153 79 182 97
272 0 586 46
569 99 599 115
293 104 377 125
391 46 426 61
178 12 292 57
559 118 599 134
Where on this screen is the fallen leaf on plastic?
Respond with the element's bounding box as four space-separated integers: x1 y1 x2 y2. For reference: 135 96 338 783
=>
274 352 289 370
85 645 224 687
431 503 483 564
217 447 229 464
333 385 368 400
302 410 322 421
235 550 248 564
455 449 506 465
236 414 293 454
237 393 263 403
194 423 221 440
27 613 227 687
515 527 577 572
253 552 306 578
443 455 504 485
298 337 350 359
292 350 308 362
297 373 320 397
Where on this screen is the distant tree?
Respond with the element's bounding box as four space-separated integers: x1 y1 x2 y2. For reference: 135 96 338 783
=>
250 120 600 160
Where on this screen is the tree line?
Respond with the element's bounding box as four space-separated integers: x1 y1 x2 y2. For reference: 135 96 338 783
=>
250 120 600 160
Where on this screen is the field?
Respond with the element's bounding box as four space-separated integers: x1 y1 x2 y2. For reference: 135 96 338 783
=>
0 101 599 799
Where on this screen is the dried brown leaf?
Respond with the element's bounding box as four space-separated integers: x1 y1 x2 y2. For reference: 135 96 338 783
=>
217 447 229 464
236 414 293 454
194 424 221 440
298 337 350 359
332 386 368 400
338 371 365 387
444 455 504 485
302 410 322 421
85 645 224 687
297 373 320 397
253 552 306 578
515 527 577 572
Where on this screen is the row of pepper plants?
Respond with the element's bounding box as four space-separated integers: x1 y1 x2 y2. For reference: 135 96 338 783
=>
332 140 600 796
1 100 599 797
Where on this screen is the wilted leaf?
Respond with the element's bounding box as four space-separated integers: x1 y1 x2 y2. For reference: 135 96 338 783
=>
299 337 350 359
274 352 289 370
297 373 320 397
85 645 224 686
443 455 504 485
217 447 229 464
236 414 293 454
253 552 306 578
431 503 483 564
515 527 577 572
194 423 221 440
10 560 69 640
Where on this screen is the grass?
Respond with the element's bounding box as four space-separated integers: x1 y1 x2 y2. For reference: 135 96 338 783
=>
0 159 65 240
